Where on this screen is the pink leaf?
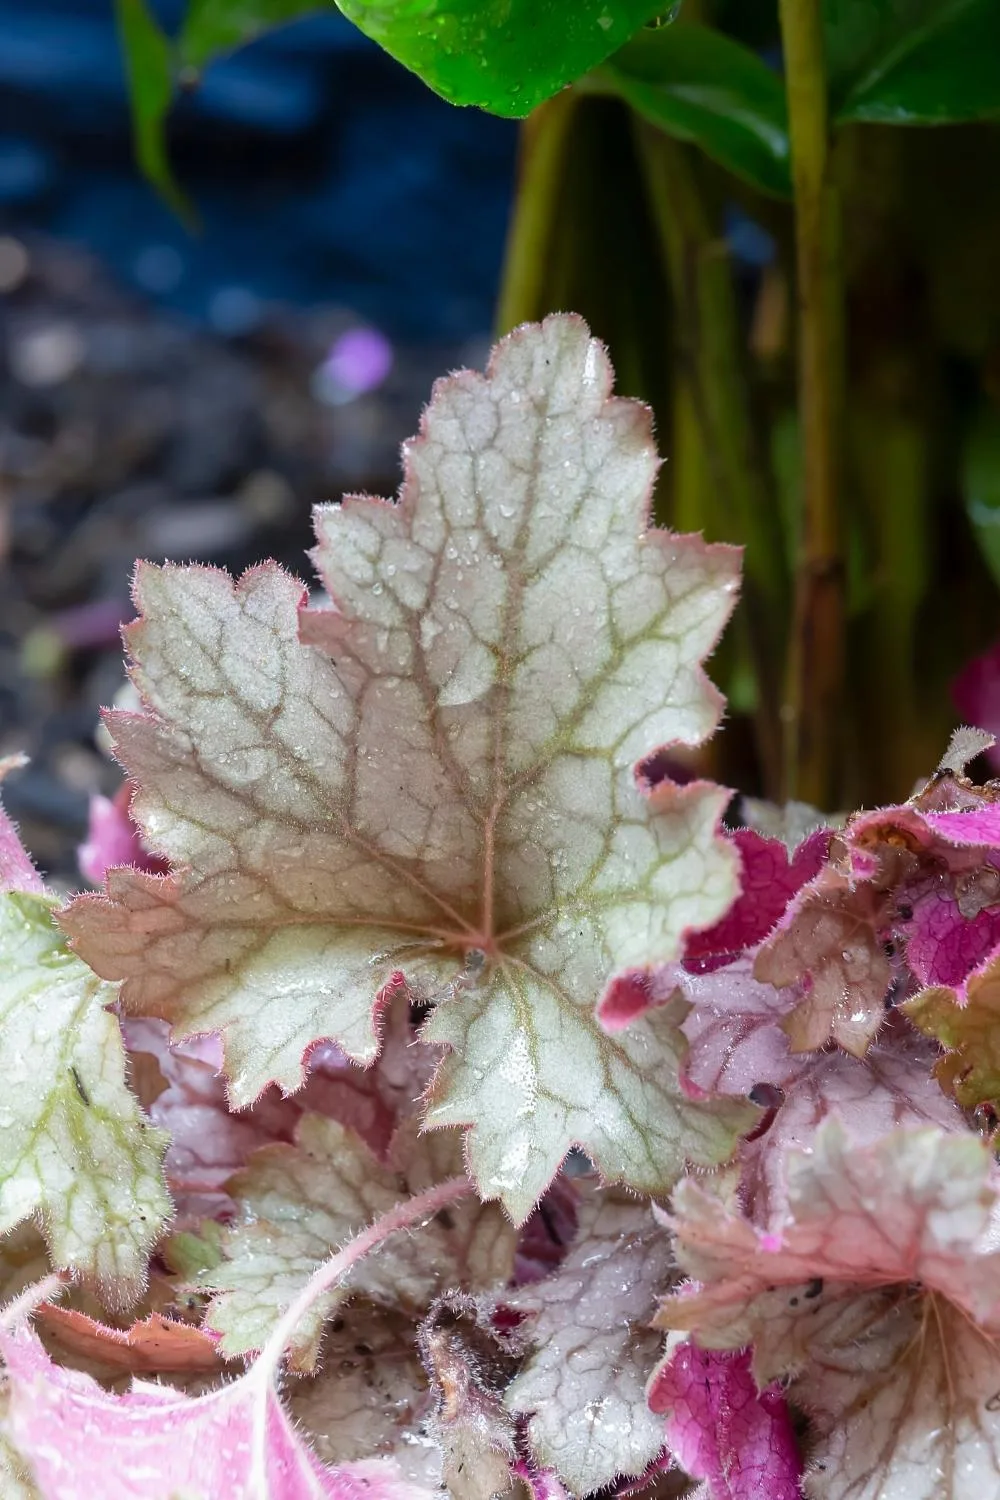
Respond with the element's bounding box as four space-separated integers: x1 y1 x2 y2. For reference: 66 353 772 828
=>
648 1342 801 1500
0 758 43 896
78 786 167 887
650 953 961 1225
660 1122 1000 1349
669 956 804 1097
0 1324 431 1500
124 995 421 1226
736 1028 963 1225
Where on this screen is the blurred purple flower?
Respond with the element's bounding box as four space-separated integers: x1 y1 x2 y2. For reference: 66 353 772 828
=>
313 326 393 405
952 641 1000 775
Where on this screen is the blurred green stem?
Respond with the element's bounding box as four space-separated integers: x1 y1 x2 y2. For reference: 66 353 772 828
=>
496 93 580 333
779 0 845 807
634 121 786 796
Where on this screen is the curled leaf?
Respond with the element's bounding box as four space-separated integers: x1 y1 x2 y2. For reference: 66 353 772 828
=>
0 890 169 1300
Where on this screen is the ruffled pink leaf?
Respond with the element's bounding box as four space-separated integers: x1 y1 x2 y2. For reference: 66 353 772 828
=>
660 1122 1000 1345
78 786 167 887
648 1342 801 1500
659 1121 1000 1500
0 1323 434 1500
736 1027 963 1225
650 953 961 1224
684 828 830 974
753 775 1000 1053
124 998 421 1225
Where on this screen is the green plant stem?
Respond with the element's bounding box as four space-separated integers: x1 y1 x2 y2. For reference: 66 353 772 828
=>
496 93 581 334
779 0 845 808
634 120 787 796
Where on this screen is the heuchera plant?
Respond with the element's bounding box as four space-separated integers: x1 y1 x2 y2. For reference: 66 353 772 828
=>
5 315 1000 1498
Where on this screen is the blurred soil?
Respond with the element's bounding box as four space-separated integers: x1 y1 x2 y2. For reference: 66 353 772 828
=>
0 235 481 882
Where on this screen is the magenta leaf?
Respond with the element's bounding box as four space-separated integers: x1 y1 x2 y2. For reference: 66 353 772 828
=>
648 1341 801 1500
684 827 830 973
78 786 167 887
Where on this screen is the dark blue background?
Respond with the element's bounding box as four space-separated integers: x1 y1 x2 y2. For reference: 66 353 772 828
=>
0 0 518 338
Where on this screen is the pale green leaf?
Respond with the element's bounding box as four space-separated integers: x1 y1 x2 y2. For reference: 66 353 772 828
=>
0 892 170 1300
505 1187 672 1493
199 1115 515 1369
62 315 753 1222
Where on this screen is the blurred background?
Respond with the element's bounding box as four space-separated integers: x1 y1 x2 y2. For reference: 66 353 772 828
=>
0 0 517 880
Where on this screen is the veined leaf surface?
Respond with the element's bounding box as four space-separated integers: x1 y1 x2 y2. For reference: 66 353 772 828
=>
63 315 754 1221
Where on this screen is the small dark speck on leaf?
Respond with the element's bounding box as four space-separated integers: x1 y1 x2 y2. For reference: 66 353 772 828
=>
69 1066 89 1106
804 1277 824 1299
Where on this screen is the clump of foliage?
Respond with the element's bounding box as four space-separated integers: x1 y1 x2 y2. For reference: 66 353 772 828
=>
8 1 1000 1494
5 317 1000 1500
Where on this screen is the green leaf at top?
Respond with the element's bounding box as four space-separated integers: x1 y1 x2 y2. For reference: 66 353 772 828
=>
178 0 326 71
333 0 669 116
595 25 791 197
115 0 192 221
826 0 1000 124
61 315 755 1224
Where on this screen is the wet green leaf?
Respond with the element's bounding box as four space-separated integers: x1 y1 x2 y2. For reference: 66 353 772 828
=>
333 0 669 116
596 24 791 196
827 0 1000 124
114 0 193 221
179 0 326 71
